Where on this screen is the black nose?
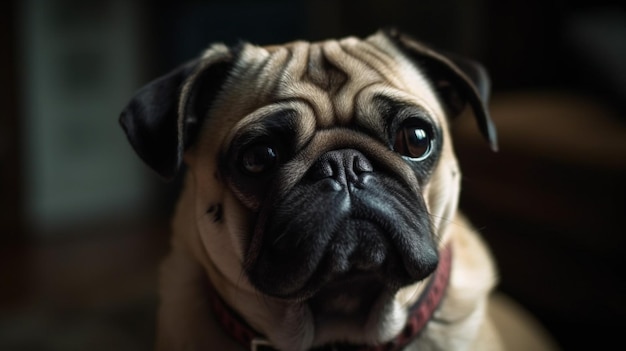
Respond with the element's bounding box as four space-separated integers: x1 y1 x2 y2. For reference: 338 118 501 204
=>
307 149 373 189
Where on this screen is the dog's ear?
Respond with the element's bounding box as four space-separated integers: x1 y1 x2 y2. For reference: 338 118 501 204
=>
119 45 234 180
384 29 498 151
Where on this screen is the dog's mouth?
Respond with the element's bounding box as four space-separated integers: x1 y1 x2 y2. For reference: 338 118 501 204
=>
245 171 439 299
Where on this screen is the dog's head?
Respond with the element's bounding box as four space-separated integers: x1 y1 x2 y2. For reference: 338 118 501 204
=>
120 29 495 337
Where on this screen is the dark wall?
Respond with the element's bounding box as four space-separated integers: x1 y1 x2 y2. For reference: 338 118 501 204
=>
0 1 22 240
145 0 626 109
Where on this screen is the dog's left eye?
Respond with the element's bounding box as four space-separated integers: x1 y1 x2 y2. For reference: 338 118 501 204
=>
394 120 433 160
240 144 278 174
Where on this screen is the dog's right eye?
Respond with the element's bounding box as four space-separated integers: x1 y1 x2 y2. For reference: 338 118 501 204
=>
239 144 278 175
393 119 433 161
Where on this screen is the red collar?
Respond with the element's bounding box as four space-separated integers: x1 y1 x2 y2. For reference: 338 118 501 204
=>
207 244 453 351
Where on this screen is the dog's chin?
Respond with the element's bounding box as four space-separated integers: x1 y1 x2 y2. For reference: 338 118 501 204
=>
308 272 388 322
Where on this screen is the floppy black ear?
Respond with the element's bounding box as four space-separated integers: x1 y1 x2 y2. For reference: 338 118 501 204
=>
384 29 498 151
119 45 234 180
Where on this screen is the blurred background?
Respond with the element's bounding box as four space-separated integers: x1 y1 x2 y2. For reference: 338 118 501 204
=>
1 0 625 350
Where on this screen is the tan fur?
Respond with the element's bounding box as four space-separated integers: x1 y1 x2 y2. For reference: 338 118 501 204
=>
154 31 556 350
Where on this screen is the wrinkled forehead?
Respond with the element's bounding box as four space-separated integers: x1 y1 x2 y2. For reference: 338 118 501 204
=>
212 33 446 129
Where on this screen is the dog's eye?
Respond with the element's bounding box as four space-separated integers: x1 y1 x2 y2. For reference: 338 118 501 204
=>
394 120 433 160
240 144 278 174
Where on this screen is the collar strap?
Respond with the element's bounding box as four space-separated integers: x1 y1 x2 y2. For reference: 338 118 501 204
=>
207 244 453 351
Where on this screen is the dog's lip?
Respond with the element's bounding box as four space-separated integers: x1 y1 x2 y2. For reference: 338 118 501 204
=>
247 211 435 299
249 217 393 299
246 172 438 299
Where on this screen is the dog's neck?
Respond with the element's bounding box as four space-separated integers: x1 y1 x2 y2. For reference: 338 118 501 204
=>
204 245 453 351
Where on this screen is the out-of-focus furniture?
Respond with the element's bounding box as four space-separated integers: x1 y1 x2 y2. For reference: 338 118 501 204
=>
453 91 626 350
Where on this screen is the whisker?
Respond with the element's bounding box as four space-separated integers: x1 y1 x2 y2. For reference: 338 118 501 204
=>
426 211 476 232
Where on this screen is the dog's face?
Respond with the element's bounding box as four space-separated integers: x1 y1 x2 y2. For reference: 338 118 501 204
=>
121 29 496 324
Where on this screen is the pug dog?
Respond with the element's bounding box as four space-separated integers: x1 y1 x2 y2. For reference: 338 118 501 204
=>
120 29 552 351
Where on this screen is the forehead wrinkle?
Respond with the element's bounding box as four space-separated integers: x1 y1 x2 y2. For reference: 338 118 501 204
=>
345 40 409 92
272 42 334 128
281 41 309 80
255 46 290 98
353 85 388 139
357 40 398 68
321 40 383 124
305 44 326 87
339 38 397 85
321 39 380 80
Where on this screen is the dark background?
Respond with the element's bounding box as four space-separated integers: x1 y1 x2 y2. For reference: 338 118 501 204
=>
2 1 625 350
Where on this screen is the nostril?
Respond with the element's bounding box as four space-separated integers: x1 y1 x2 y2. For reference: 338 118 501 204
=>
353 153 373 174
307 149 373 188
